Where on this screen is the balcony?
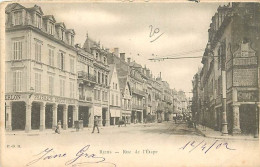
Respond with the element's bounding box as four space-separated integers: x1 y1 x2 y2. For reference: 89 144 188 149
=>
79 95 92 102
78 71 96 83
132 88 146 97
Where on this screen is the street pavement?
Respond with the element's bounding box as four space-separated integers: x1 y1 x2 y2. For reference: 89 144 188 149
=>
3 121 260 167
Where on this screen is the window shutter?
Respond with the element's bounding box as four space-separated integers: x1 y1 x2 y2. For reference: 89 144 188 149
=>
57 53 61 69
19 41 22 59
11 12 15 25
13 71 16 91
39 44 41 62
49 49 51 65
18 71 21 91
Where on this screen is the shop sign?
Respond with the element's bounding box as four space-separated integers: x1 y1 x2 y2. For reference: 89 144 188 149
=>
237 91 258 102
34 94 53 102
5 94 21 100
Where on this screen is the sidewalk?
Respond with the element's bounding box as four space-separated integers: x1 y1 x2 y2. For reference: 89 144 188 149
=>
5 122 158 136
195 124 259 141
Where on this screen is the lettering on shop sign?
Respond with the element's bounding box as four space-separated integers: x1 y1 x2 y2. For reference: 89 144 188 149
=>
5 94 21 100
34 95 53 102
237 91 258 102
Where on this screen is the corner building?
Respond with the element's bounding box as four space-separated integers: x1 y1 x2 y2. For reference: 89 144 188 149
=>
5 3 78 132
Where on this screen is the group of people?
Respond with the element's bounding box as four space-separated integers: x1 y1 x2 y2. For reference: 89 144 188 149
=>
55 116 128 134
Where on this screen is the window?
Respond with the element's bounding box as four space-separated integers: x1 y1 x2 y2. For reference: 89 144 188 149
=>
105 75 108 86
98 90 101 100
98 72 100 84
71 36 74 45
70 57 74 73
115 84 117 90
48 48 54 66
116 95 118 106
96 53 99 60
113 83 114 89
61 29 65 41
35 42 41 62
58 52 65 70
94 89 97 100
49 76 54 95
13 11 22 25
35 73 41 93
60 79 65 97
112 94 114 106
13 71 22 92
35 14 41 29
13 41 22 60
104 57 106 64
70 81 74 98
128 99 131 109
48 22 54 35
102 73 104 84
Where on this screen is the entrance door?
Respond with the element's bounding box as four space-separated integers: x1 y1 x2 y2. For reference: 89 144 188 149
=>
240 104 256 134
31 103 40 130
79 106 89 127
57 105 64 127
102 109 106 126
45 105 53 129
68 106 73 128
12 102 26 130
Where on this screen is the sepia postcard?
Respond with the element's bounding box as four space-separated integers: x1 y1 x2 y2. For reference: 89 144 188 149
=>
0 1 260 167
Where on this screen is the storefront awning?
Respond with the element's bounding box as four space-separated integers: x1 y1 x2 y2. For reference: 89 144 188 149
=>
110 109 121 117
94 106 102 116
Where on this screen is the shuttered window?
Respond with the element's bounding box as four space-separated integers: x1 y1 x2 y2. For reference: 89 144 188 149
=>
13 41 22 60
49 76 54 95
13 71 22 92
48 49 54 66
35 73 41 92
35 42 41 62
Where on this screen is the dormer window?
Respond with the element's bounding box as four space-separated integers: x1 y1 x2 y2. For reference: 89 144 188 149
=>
48 22 54 35
61 29 65 41
71 35 74 45
13 11 22 25
35 14 41 29
103 57 106 64
96 52 99 60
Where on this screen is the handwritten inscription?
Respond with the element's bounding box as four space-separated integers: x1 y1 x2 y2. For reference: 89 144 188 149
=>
149 25 164 42
179 140 236 154
26 145 116 167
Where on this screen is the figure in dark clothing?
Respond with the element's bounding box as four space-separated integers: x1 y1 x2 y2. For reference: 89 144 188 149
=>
92 116 99 133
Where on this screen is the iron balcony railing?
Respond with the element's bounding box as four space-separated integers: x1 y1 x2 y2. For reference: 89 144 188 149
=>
78 71 96 83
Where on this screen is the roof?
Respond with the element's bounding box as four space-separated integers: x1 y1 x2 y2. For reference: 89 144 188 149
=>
83 36 98 53
108 64 115 83
119 77 127 94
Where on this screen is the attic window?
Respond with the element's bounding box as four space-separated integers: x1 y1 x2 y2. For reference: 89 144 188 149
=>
48 22 54 35
61 29 65 41
35 14 41 29
14 11 22 25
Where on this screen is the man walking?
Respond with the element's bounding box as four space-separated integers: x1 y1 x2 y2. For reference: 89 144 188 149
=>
92 116 100 133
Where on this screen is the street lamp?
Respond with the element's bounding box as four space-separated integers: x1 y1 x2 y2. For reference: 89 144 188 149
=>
254 101 259 138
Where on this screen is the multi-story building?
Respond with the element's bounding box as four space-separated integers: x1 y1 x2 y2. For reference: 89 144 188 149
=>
108 64 121 125
5 3 78 132
76 43 95 128
193 3 260 136
81 36 110 127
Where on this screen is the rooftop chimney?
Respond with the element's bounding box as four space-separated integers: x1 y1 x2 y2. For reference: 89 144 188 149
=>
127 57 131 64
114 48 119 57
120 53 125 61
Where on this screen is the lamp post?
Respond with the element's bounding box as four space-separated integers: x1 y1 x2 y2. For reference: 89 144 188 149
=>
220 42 228 136
254 101 259 138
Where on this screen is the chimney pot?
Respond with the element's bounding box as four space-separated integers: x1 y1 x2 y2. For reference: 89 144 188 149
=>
127 57 131 64
114 48 119 57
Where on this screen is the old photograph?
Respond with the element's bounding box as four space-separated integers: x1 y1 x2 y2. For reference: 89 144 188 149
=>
1 1 260 167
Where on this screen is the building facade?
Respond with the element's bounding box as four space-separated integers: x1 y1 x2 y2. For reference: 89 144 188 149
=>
5 3 78 132
192 3 260 136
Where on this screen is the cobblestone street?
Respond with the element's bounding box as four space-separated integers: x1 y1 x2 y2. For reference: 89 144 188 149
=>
4 121 259 167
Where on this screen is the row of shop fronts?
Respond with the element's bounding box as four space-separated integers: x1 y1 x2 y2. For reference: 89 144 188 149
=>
4 93 149 132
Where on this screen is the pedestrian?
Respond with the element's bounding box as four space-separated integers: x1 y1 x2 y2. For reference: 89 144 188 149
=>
55 120 61 134
92 116 100 133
